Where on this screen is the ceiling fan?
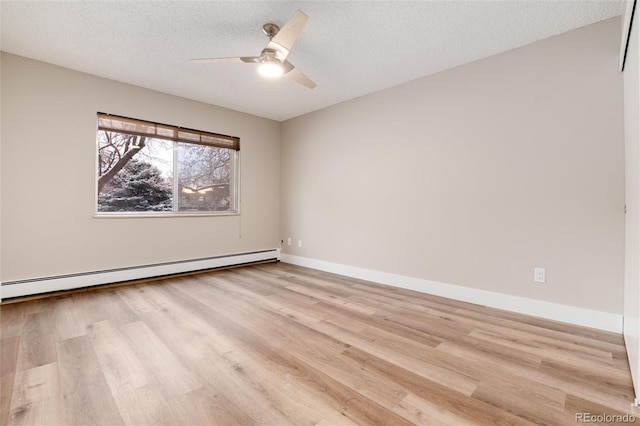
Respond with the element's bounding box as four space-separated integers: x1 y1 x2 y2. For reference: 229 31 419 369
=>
191 10 316 89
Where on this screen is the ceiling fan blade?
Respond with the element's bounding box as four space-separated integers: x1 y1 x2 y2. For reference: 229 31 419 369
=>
190 56 259 64
190 57 242 63
283 61 316 89
269 10 308 58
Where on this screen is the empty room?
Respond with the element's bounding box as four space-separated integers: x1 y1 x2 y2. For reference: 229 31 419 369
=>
2 0 640 424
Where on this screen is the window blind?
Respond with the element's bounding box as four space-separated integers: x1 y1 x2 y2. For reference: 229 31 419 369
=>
97 113 240 151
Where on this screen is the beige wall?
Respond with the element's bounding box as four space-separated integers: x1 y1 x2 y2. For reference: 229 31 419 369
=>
1 53 280 281
281 17 625 314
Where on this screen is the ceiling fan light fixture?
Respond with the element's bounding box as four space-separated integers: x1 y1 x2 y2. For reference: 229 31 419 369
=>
258 59 284 78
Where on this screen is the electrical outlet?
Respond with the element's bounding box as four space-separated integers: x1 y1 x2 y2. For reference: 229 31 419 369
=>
298 240 303 248
534 268 546 283
287 237 292 246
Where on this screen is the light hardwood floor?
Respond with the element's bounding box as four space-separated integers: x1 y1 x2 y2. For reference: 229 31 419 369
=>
1 262 639 425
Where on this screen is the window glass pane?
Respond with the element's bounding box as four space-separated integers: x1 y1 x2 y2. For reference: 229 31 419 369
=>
97 131 173 212
177 142 232 212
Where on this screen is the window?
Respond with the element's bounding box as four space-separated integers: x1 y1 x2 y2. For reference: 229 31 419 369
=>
96 113 239 215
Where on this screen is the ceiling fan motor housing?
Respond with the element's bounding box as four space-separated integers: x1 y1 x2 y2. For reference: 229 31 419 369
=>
260 48 285 63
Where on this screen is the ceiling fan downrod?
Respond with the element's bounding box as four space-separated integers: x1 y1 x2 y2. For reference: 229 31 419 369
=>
262 23 280 39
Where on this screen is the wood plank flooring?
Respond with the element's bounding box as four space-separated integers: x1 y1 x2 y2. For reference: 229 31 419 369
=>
1 262 638 425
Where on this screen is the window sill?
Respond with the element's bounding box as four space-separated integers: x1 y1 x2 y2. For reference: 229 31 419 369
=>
93 212 240 219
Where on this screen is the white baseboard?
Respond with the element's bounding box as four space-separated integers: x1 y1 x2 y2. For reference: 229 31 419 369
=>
1 249 281 300
281 254 623 333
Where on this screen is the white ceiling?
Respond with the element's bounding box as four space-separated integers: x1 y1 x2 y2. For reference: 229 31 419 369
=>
1 1 622 122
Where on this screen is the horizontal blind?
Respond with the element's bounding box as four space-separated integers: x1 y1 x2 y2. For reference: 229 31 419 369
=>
97 113 240 150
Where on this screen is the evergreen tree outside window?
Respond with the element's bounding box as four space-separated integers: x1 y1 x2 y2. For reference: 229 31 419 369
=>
96 113 239 215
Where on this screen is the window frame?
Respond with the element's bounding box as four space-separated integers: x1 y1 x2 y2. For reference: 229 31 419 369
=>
94 113 240 217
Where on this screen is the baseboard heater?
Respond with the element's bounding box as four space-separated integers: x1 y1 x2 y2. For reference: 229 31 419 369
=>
1 249 280 300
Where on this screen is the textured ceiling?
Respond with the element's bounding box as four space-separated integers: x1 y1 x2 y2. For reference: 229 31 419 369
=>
1 1 622 121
